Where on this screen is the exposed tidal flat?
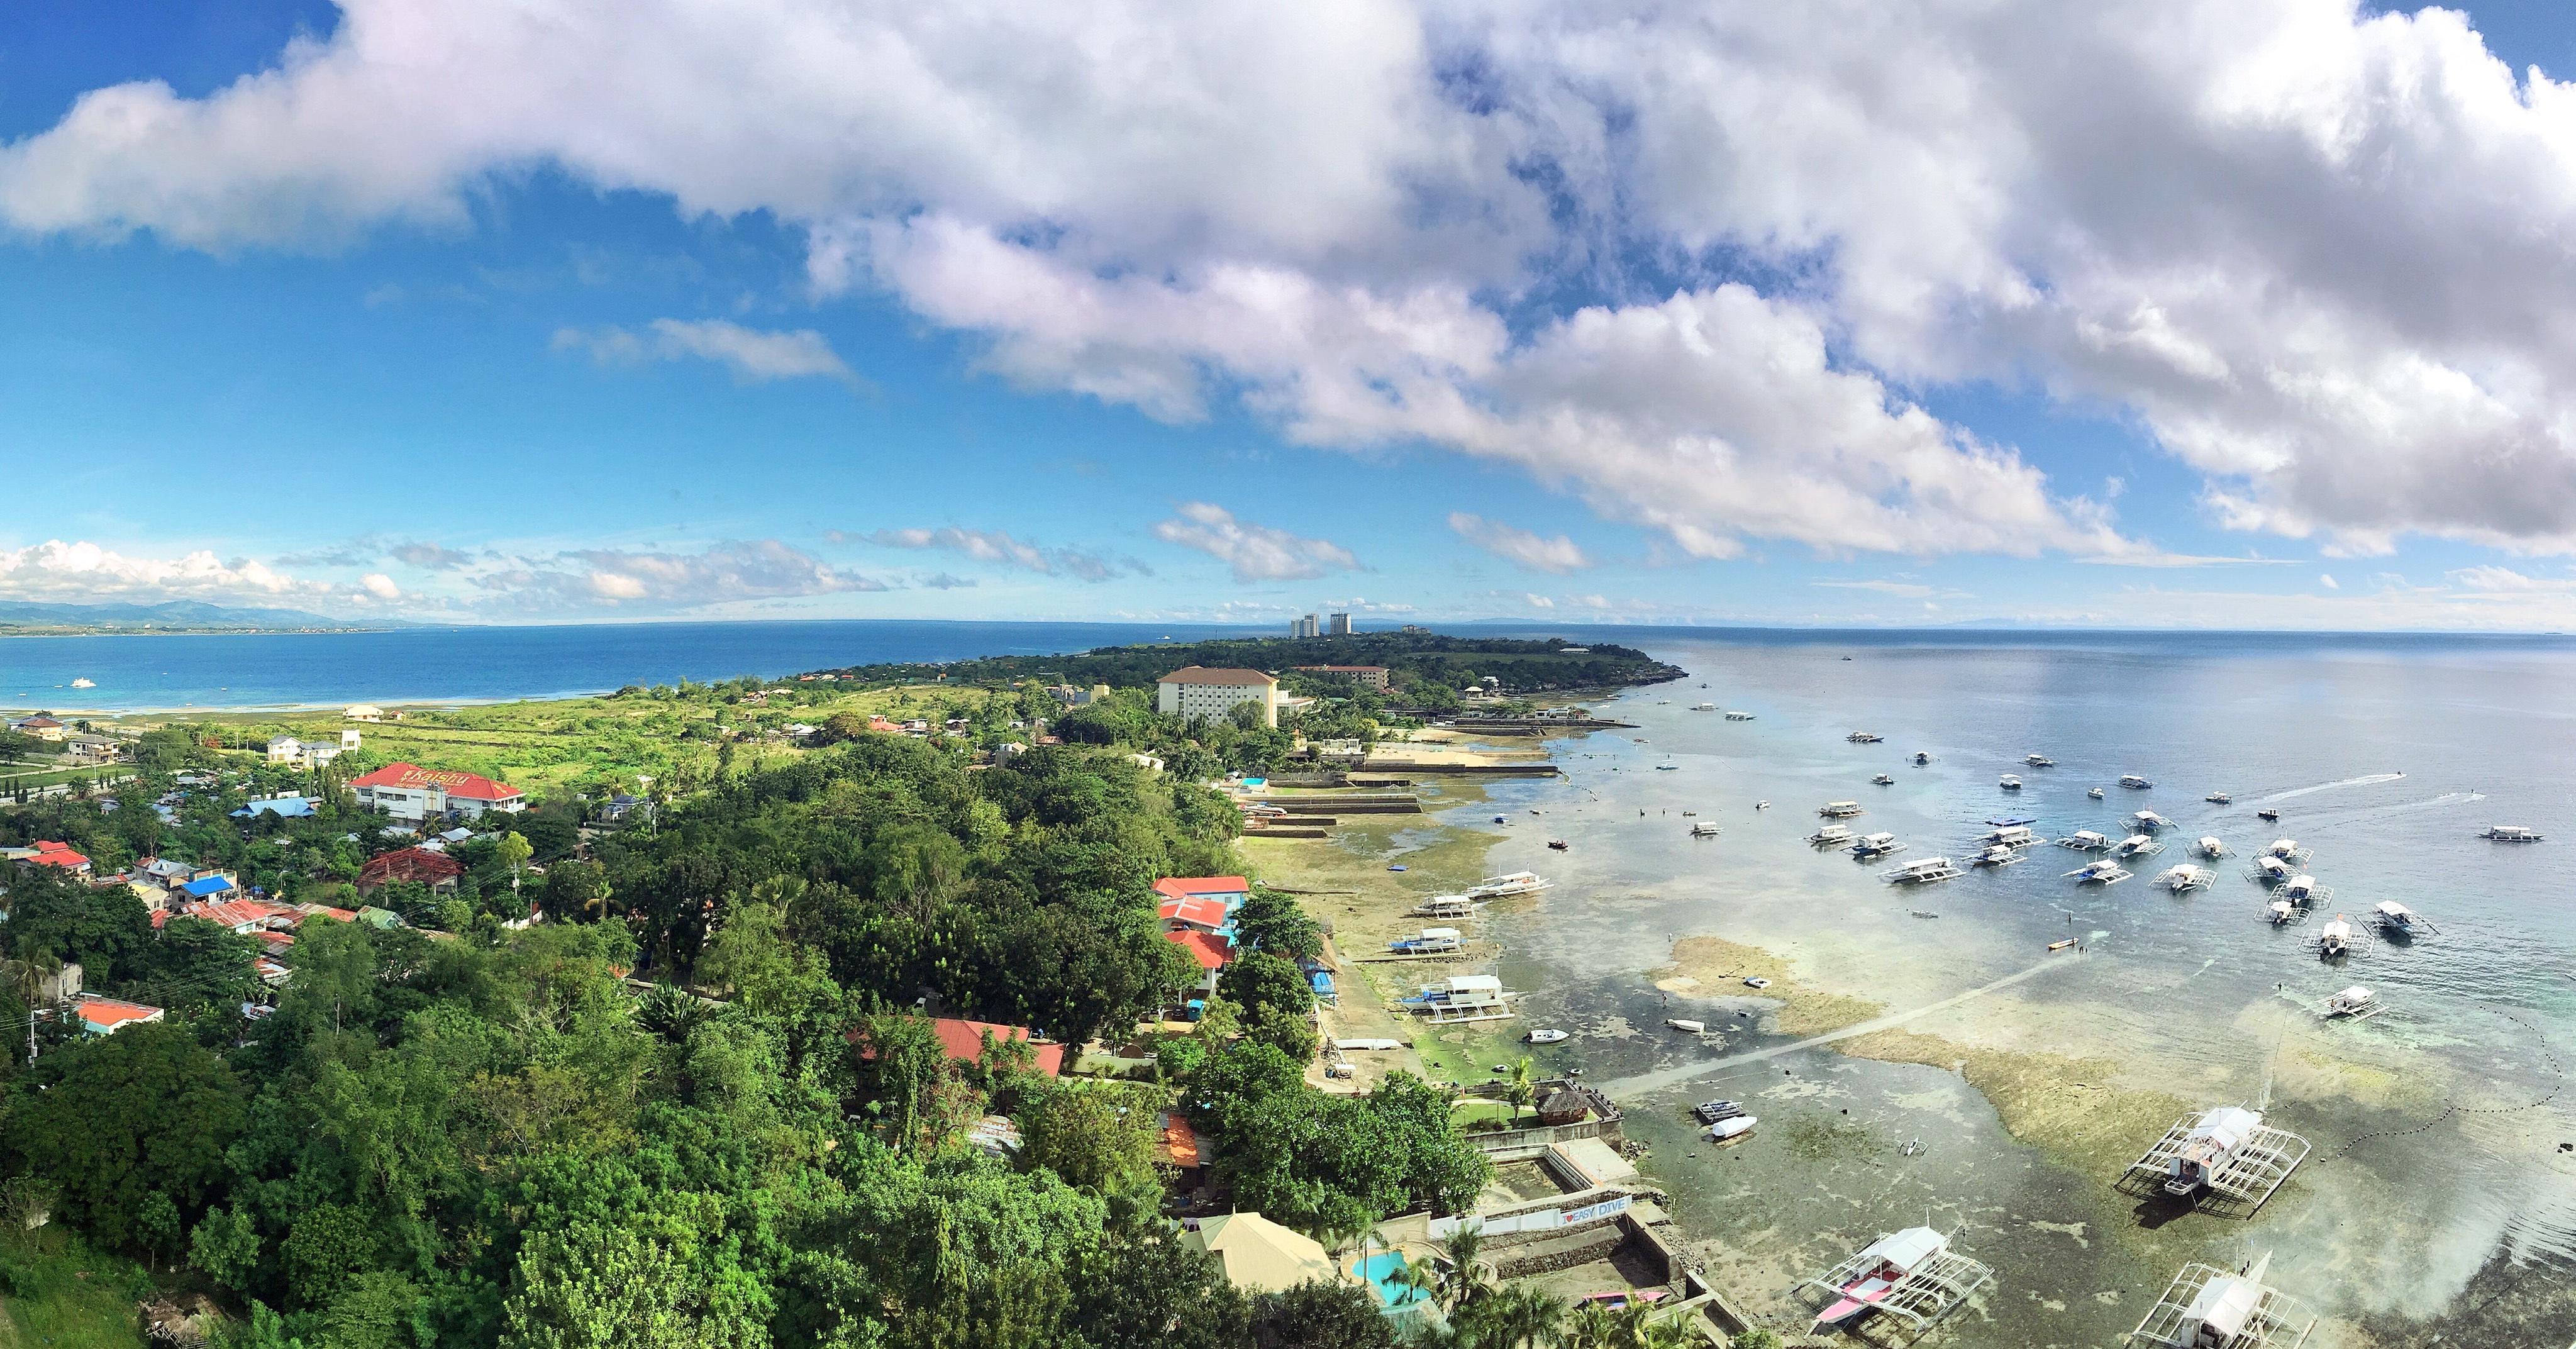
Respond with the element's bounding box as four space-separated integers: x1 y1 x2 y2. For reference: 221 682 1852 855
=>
1271 634 2576 1346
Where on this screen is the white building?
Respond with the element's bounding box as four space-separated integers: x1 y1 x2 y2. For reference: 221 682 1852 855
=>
265 732 358 769
1327 612 1353 635
1156 667 1282 728
349 762 526 821
1290 614 1320 638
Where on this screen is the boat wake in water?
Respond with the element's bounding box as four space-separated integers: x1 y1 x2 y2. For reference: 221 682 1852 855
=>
2257 772 2406 803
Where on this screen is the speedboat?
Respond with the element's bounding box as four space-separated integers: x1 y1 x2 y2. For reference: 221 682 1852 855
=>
2257 808 2280 822
1847 731 1884 743
1872 774 1896 786
2119 774 2153 789
1972 843 2022 867
2024 754 2054 767
2206 791 2231 804
1526 1028 1569 1044
1999 774 2023 790
1668 1018 1706 1034
1913 751 1932 765
1546 839 1570 851
2088 787 2106 800
1705 1115 1757 1141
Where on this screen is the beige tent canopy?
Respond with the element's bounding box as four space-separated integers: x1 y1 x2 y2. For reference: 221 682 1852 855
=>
1180 1212 1337 1294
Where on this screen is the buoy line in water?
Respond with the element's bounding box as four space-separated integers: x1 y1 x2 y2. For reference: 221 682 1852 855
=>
2325 1007 2565 1160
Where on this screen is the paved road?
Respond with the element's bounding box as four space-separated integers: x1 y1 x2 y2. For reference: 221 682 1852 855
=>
1596 948 2093 1101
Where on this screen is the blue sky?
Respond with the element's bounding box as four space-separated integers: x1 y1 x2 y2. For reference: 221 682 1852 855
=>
5 2 2576 629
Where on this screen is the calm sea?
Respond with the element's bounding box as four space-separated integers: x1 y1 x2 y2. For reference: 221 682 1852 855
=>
1433 629 2576 1344
0 619 1263 711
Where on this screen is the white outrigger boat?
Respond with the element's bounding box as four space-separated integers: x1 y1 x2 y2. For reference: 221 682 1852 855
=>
2087 786 2106 799
2320 985 2383 1020
2130 1252 2318 1349
1405 974 1518 1023
2056 829 2114 851
2307 915 2360 959
1818 800 1867 818
2263 838 2312 865
1808 823 1856 847
1882 856 1962 885
2196 836 2230 858
2124 1106 2310 1212
1982 824 2040 848
2024 753 2055 767
2248 854 2294 886
2205 791 2231 804
2370 900 2438 939
1692 702 1718 711
2279 874 2328 907
1526 1028 1570 1043
1724 710 1756 720
1850 831 1906 860
2131 809 2171 833
1872 773 1896 786
1801 1227 1994 1335
1972 843 2023 867
1848 731 1884 743
2115 833 2165 859
1411 894 1477 919
2066 858 2133 885
2482 824 2543 842
2263 898 2302 926
1465 871 1552 900
2119 774 2155 789
1389 927 1464 955
1998 774 2023 790
2158 863 2212 892
1690 820 1723 837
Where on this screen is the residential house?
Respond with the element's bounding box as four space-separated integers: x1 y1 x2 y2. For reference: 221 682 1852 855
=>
71 996 164 1036
349 763 525 821
265 736 345 770
1165 929 1233 1006
8 716 64 741
357 847 464 894
849 1015 1067 1077
5 840 91 875
60 733 119 765
1179 1213 1336 1294
176 874 238 902
233 796 319 820
343 704 385 723
1155 667 1281 728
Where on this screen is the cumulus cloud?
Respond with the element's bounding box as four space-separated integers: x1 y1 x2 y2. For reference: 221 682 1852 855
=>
474 540 884 611
553 318 862 386
18 1 2576 557
0 539 336 602
843 526 1140 580
1448 513 1589 574
360 572 401 600
1153 502 1358 582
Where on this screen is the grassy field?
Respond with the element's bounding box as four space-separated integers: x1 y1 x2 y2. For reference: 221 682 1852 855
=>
101 681 1014 800
0 1224 150 1349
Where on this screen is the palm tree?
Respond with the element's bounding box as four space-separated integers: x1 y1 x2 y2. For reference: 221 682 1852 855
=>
1616 1303 1702 1349
1492 1284 1565 1348
1504 1055 1539 1124
1432 1226 1496 1314
1560 1301 1620 1349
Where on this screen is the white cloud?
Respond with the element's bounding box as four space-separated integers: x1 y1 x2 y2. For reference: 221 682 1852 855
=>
0 539 335 602
1152 502 1358 582
553 318 862 386
1814 579 1938 599
845 526 1139 580
1448 513 1590 574
17 1 2576 560
360 572 401 600
2319 572 2340 590
473 540 884 611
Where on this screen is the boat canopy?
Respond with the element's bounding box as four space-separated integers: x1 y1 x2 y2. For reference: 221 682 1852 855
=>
2334 985 2372 1004
2267 839 2299 856
2180 1274 2264 1340
1445 975 1501 994
1987 814 2036 826
2374 901 2412 919
1855 1227 1945 1273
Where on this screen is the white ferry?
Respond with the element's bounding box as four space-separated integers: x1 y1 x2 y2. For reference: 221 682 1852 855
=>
2119 774 2154 789
2482 824 2543 842
1807 823 1856 847
1999 774 2023 791
1818 801 1867 819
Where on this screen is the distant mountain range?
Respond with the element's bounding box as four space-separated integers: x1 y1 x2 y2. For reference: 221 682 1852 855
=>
0 599 411 633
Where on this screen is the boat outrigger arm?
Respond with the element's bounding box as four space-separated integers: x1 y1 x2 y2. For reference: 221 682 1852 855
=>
1797 1234 1994 1333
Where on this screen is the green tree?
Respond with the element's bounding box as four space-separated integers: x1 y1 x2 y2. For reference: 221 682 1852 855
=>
496 831 534 891
501 1221 767 1349
3 1021 248 1252
1502 1056 1538 1124
1246 1279 1396 1349
541 859 612 922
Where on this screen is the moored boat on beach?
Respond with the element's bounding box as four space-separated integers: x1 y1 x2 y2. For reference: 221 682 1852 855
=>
1801 1227 1992 1335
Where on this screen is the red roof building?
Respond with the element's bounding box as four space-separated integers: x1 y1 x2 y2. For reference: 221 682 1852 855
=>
184 897 297 932
851 1015 1065 1077
358 847 464 892
1153 875 1249 903
1165 928 1233 972
348 762 526 821
20 840 91 874
1159 894 1232 934
72 996 164 1035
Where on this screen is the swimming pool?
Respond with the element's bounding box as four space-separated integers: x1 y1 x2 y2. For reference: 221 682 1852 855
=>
1351 1252 1428 1307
